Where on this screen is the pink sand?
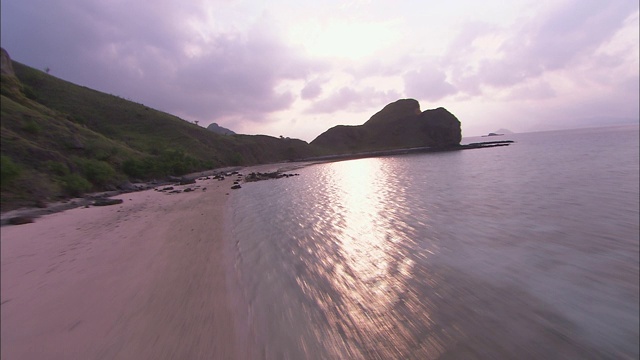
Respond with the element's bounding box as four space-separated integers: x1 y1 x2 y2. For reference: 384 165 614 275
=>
1 177 245 359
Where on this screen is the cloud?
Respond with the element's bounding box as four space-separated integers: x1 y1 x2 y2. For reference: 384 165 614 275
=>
2 0 636 140
403 65 457 101
306 86 400 114
444 0 638 96
300 79 324 100
503 80 557 101
167 30 317 120
1 0 324 126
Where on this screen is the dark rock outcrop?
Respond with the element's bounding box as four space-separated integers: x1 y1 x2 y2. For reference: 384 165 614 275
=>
310 99 461 153
93 198 124 206
206 122 236 135
179 177 196 185
9 216 34 225
1 48 15 76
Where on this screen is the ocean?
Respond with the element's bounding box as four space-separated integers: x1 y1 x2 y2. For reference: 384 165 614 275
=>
225 125 639 359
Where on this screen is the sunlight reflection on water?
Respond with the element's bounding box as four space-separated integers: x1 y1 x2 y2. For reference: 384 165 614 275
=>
228 126 639 359
306 158 442 358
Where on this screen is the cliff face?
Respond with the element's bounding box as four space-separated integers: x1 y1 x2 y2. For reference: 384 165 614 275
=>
310 99 461 153
1 48 15 76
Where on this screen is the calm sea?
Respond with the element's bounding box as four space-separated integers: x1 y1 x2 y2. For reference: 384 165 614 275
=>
225 125 639 359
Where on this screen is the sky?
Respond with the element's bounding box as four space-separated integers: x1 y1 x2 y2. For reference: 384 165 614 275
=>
2 0 638 141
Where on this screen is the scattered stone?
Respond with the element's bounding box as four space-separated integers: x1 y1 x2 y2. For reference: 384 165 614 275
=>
9 216 34 225
93 198 124 206
183 188 194 192
179 177 196 185
117 182 137 192
162 186 174 191
245 171 299 182
231 185 241 189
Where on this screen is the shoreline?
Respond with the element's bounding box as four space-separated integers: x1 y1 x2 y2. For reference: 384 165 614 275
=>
0 162 315 226
1 174 247 359
1 141 512 224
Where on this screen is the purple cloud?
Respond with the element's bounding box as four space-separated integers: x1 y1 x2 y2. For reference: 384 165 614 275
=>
1 0 636 139
450 0 638 93
403 65 457 101
0 0 324 127
306 86 401 114
301 79 324 100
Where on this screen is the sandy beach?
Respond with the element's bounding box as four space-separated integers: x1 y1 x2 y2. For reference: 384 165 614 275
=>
1 175 245 359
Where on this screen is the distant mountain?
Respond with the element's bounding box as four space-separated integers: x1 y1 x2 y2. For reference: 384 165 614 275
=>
311 99 461 153
206 122 235 135
494 128 514 134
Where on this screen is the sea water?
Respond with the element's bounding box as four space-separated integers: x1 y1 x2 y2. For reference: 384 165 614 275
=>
226 125 639 359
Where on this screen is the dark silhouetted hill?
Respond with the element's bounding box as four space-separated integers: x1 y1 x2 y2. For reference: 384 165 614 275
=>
311 99 461 153
206 122 236 135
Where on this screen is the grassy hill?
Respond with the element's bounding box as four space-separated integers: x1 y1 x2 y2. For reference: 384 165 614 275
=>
1 54 319 211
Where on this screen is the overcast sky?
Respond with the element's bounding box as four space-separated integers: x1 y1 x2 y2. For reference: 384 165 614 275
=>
2 0 638 141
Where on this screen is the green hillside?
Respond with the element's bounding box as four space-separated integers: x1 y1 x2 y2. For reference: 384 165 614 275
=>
1 52 319 211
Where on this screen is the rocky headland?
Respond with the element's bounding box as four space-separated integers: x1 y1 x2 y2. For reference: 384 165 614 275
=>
311 99 462 153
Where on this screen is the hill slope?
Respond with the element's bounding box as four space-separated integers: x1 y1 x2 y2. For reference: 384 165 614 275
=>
311 99 461 153
0 49 318 211
1 48 466 212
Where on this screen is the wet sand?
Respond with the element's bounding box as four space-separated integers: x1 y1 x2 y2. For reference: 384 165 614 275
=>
1 176 244 359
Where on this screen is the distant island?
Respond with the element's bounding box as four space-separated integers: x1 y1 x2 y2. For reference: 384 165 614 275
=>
481 128 513 137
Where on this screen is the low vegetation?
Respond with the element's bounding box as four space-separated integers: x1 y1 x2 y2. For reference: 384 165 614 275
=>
0 56 320 211
1 50 462 212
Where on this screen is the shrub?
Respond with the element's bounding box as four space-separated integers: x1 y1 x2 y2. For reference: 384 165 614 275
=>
0 155 22 187
67 115 86 125
122 158 153 179
157 149 200 176
230 152 245 166
46 161 69 176
61 173 92 196
79 159 116 186
22 120 41 135
123 150 204 180
22 85 38 100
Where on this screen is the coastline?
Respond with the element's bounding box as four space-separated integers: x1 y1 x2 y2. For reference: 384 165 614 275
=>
0 141 511 224
1 175 246 359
